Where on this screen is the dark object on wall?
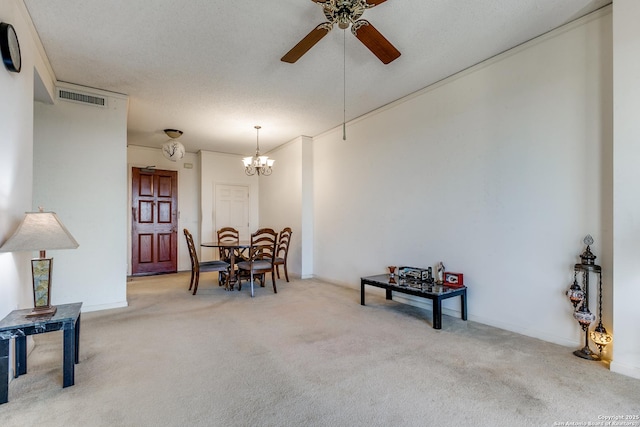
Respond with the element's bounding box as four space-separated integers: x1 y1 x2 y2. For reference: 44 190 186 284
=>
0 22 21 72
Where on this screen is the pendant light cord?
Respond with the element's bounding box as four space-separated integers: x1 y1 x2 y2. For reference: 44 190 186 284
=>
343 29 347 141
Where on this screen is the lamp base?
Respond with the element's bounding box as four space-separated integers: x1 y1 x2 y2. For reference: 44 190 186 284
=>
30 257 56 318
573 346 600 361
26 305 57 318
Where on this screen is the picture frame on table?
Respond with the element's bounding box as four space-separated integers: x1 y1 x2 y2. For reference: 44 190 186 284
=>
443 272 464 288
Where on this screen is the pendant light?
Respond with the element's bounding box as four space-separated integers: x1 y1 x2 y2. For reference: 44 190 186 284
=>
162 129 185 162
242 126 274 176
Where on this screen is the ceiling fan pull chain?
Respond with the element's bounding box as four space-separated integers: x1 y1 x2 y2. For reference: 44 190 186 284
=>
343 28 347 141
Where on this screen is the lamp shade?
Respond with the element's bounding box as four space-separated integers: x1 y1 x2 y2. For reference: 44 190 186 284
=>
162 140 185 162
162 128 185 162
0 212 79 252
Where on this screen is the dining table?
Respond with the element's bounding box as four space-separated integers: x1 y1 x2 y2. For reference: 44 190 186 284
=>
200 241 251 290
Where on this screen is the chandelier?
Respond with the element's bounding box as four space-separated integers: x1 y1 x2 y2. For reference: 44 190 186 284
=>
242 125 274 176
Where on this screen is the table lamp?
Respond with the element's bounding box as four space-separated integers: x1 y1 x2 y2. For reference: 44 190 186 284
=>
0 210 79 317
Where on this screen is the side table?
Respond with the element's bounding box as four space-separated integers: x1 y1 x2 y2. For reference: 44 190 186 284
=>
0 302 82 404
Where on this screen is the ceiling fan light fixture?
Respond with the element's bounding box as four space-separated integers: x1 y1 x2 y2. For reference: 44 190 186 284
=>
338 12 351 29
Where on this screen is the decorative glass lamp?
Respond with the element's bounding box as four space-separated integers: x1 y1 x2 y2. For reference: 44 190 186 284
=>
589 273 612 355
566 272 584 308
590 324 612 354
570 234 602 360
573 305 596 330
162 129 185 162
0 210 79 317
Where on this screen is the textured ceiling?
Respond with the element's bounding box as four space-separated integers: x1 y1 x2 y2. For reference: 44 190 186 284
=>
23 0 611 156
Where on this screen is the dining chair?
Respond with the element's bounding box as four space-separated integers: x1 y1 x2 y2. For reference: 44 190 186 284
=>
273 227 292 282
216 226 239 263
216 226 247 286
217 226 248 260
184 228 230 295
236 228 278 297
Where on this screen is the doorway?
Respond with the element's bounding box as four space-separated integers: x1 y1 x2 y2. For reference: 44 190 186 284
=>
131 167 178 275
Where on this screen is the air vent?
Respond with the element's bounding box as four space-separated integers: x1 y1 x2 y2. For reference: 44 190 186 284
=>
57 88 107 108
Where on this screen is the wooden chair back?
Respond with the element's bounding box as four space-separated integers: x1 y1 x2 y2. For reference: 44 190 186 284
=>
217 227 239 243
248 228 277 262
184 228 200 291
237 228 278 297
184 228 199 267
276 227 292 260
217 227 239 261
274 227 292 282
184 228 230 294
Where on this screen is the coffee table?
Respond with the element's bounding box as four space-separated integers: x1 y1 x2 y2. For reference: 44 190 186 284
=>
361 274 467 329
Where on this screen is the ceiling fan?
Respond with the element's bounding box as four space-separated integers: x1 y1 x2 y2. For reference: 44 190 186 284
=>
281 0 401 64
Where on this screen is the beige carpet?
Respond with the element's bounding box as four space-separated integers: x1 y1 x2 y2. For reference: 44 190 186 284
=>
0 273 638 427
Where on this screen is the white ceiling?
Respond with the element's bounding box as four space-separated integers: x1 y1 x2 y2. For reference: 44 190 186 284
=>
23 0 611 156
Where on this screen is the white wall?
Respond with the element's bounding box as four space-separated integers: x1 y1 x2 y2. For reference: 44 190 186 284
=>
313 10 612 351
127 146 200 273
611 0 640 379
33 83 128 312
199 150 259 261
300 136 314 279
0 0 55 318
259 136 313 279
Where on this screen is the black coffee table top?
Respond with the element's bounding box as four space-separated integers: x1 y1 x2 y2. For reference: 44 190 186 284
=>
362 274 465 295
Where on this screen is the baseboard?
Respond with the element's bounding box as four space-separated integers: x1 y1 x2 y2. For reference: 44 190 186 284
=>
386 290 580 347
80 301 128 313
391 294 463 319
610 360 640 380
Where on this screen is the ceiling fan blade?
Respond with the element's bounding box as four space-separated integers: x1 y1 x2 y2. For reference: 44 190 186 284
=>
365 0 388 6
281 23 332 63
352 20 400 64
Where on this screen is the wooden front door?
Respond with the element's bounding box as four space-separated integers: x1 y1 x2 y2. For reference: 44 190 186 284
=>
132 167 178 275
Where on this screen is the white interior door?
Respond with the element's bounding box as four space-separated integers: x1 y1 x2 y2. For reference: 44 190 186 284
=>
215 184 250 240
